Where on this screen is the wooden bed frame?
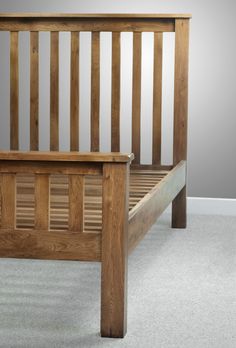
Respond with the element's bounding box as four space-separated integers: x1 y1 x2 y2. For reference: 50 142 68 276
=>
0 13 191 338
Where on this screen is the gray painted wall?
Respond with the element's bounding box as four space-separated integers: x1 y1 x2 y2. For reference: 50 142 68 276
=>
0 0 235 199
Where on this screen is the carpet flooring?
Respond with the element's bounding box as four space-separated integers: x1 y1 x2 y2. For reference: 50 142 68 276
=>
0 214 235 348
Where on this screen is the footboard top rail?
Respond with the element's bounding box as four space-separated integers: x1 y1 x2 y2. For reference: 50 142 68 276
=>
0 151 134 163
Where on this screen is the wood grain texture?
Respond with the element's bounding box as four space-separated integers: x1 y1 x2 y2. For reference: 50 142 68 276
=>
0 229 101 261
132 32 142 164
0 151 134 163
10 31 19 150
69 175 84 232
101 163 129 338
30 31 39 150
172 19 190 228
50 31 59 151
152 32 163 165
1 174 15 229
35 174 49 230
111 32 121 152
70 32 79 151
128 161 186 253
0 18 175 32
91 32 100 151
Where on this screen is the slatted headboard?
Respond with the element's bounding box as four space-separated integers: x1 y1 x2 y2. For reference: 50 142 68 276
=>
0 13 190 165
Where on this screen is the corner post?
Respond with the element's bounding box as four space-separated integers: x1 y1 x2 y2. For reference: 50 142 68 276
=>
172 18 190 228
101 162 129 338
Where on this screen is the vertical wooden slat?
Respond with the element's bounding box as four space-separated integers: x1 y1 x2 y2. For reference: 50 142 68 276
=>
132 32 142 164
10 31 19 150
91 32 100 152
152 32 163 164
70 31 79 151
111 32 121 152
30 31 39 150
172 19 190 228
1 174 15 229
35 174 49 230
50 32 59 151
69 175 84 232
101 163 129 338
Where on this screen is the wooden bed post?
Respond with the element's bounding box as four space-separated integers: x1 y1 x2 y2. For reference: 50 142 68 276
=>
101 162 129 338
172 18 190 228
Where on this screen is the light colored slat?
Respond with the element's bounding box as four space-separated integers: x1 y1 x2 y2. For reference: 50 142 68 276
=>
69 175 84 232
132 32 142 164
1 174 15 229
172 19 190 229
152 32 163 165
0 228 101 261
111 32 121 152
91 32 100 151
30 31 39 150
50 31 59 151
70 31 79 151
0 18 175 32
35 174 49 230
10 31 19 150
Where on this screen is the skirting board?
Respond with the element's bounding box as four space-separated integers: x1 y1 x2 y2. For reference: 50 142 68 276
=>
164 197 236 216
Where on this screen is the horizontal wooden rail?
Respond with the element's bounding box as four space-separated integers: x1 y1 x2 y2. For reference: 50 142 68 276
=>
128 160 186 253
0 151 134 163
0 229 101 261
0 17 176 32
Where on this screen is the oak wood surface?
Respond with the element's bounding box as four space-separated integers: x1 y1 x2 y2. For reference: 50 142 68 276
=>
128 161 186 253
30 31 39 150
35 174 49 230
132 32 142 164
172 19 190 228
152 32 163 164
101 163 129 338
0 13 192 18
111 32 121 152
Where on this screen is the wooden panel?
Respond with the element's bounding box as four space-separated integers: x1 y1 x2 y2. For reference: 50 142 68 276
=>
128 161 186 253
101 163 129 338
0 151 134 163
30 31 39 150
0 18 175 32
111 32 121 152
70 31 79 151
132 32 142 164
35 174 49 230
10 31 19 150
50 31 59 151
0 161 102 175
69 175 84 232
0 229 101 261
1 174 15 229
172 19 190 228
152 32 163 164
91 32 100 151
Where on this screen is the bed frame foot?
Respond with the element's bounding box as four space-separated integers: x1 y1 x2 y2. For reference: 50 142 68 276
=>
172 185 187 228
100 163 129 338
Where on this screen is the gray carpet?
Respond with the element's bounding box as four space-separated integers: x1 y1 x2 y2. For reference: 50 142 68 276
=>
0 214 235 348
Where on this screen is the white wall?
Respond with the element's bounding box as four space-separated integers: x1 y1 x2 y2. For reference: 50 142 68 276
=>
0 0 235 199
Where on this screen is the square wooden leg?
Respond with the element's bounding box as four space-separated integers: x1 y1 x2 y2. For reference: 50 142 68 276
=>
100 163 129 338
172 185 187 228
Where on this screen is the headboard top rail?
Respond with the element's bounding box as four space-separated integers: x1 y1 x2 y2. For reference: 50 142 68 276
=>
0 13 192 19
